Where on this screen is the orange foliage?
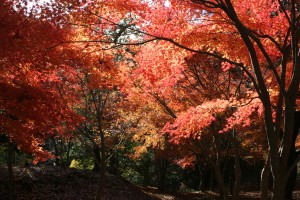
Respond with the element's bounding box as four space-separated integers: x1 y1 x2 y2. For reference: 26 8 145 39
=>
0 1 83 163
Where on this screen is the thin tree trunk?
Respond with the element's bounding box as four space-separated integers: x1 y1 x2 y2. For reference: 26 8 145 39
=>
221 158 229 180
212 131 228 200
93 144 101 173
109 149 119 175
66 141 72 166
53 138 60 166
115 150 119 176
210 168 213 191
156 157 167 191
197 161 206 192
7 141 14 200
232 131 241 200
12 146 16 165
91 90 109 200
95 129 106 200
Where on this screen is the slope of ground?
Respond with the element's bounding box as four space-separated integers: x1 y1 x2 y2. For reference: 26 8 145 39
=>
1 165 300 200
0 165 153 200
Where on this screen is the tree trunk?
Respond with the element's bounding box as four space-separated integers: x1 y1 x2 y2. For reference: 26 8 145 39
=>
140 155 151 186
284 111 300 199
232 131 241 200
271 108 299 200
53 138 60 166
93 144 101 173
156 157 167 191
95 129 106 200
261 156 271 200
285 164 297 200
109 149 119 175
272 174 287 200
213 163 229 200
197 162 206 192
66 141 72 166
212 131 228 200
7 141 14 200
210 168 214 191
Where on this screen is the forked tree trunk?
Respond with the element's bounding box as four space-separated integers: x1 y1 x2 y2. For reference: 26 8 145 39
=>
261 156 271 200
7 141 14 200
270 104 300 200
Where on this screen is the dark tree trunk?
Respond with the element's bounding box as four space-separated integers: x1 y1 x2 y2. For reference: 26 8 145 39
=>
156 157 167 191
109 149 119 175
12 146 16 165
52 138 60 166
261 156 271 200
93 144 101 173
96 129 106 200
284 111 300 199
197 162 206 192
285 164 297 200
272 173 287 200
212 132 228 200
7 141 14 200
232 131 241 200
210 168 214 191
213 163 228 200
66 141 72 166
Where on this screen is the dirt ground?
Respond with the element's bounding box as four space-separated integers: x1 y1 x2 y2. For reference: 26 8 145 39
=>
1 165 300 200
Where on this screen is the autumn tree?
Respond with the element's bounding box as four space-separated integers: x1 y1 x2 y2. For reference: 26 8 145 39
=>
126 40 265 198
2 0 299 199
72 1 300 199
0 1 85 199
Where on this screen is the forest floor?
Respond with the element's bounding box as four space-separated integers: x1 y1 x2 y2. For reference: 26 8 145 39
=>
1 165 300 200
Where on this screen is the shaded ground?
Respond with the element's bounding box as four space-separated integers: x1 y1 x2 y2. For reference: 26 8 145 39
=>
0 165 152 200
1 165 300 200
139 187 300 200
